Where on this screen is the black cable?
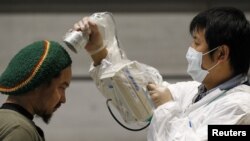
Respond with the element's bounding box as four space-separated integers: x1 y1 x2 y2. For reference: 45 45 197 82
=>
106 99 150 131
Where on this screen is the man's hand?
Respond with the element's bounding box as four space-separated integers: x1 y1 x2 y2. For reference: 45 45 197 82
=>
73 17 104 55
147 83 173 108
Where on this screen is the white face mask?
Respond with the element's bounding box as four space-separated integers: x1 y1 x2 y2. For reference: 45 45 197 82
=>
186 46 220 82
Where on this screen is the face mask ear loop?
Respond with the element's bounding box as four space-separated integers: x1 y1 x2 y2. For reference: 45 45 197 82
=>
207 61 220 72
106 99 150 131
203 46 221 56
202 46 221 72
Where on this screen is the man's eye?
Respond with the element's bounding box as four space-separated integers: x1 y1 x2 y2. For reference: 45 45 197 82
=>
60 87 66 90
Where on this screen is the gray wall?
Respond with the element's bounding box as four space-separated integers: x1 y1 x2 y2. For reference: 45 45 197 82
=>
1 0 250 78
0 12 250 77
1 0 250 13
0 12 195 77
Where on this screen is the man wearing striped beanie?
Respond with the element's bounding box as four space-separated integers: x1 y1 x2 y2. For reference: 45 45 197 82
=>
0 40 72 141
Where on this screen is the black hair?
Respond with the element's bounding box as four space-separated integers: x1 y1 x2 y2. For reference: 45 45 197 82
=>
190 7 250 75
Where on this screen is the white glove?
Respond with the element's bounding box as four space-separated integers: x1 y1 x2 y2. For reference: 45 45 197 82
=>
73 17 105 55
147 83 173 108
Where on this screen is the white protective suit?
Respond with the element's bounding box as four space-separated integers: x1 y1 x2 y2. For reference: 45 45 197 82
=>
147 81 250 141
88 12 250 141
89 49 250 141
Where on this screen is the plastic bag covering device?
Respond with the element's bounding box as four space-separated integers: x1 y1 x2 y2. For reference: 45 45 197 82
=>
68 12 166 131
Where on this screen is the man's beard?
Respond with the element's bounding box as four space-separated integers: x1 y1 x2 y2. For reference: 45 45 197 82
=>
36 103 61 124
36 112 53 124
41 113 53 124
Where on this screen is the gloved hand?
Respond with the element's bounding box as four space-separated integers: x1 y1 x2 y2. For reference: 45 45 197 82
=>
147 83 173 108
73 17 105 55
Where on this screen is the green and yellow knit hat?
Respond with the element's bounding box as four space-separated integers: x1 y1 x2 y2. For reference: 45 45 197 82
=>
0 40 72 95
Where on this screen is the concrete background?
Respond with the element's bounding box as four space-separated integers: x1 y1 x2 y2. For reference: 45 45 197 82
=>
0 13 195 76
0 10 249 141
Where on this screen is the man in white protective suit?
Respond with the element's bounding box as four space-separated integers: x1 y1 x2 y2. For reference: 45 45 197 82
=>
72 7 250 141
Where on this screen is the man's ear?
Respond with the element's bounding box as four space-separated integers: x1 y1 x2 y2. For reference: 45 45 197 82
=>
217 45 230 62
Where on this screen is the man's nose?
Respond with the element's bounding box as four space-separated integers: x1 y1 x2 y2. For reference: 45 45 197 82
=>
60 93 66 104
